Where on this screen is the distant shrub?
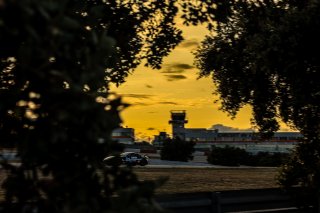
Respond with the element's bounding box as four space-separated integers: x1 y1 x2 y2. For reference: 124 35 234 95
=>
160 138 195 162
207 145 249 166
207 146 290 167
247 152 290 167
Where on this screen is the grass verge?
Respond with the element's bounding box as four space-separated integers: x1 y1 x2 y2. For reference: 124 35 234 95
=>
134 167 279 194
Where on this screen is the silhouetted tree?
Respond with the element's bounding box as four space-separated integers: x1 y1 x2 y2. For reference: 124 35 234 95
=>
0 0 236 212
160 138 195 162
195 0 320 210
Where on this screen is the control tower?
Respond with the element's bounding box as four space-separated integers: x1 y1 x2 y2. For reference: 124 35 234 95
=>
169 110 188 140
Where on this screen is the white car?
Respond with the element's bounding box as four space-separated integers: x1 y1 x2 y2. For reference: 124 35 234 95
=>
103 152 149 166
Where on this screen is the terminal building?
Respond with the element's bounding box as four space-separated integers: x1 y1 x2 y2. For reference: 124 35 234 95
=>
153 110 302 154
112 127 135 145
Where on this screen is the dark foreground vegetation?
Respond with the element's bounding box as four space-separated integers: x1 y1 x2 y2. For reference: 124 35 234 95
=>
0 1 222 212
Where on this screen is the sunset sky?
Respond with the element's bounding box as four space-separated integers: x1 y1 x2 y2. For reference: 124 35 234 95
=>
110 21 291 142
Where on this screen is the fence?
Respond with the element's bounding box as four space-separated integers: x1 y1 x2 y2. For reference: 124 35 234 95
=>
156 188 303 213
0 187 315 212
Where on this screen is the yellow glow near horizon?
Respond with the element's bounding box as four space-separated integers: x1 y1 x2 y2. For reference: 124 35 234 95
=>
110 23 292 142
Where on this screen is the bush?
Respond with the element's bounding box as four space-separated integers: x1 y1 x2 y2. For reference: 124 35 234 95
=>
160 138 195 162
247 152 289 167
207 146 290 167
278 141 320 211
207 145 249 166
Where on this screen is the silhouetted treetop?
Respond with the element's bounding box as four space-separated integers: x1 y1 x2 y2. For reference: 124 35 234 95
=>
0 1 239 212
0 0 234 87
195 0 320 137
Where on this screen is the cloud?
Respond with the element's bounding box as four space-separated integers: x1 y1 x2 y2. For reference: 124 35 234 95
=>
147 127 156 131
165 74 187 81
170 63 194 70
161 70 185 74
130 101 178 106
210 124 254 132
122 94 153 99
179 39 199 48
130 102 152 106
161 63 194 74
158 101 178 105
145 84 153 88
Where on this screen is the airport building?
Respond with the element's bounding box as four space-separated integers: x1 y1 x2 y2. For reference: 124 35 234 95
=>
153 110 302 153
112 127 135 145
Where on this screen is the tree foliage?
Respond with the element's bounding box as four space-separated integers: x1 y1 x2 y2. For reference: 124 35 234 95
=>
0 0 157 212
0 0 242 212
195 0 320 136
160 138 195 162
0 0 240 212
195 0 320 210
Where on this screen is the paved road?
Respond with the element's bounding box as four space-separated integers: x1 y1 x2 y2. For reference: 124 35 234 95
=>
146 158 222 168
143 159 275 169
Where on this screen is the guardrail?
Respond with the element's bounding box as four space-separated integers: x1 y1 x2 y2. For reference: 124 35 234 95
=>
0 187 314 212
156 188 302 213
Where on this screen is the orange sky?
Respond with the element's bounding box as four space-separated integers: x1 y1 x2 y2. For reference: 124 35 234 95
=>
110 22 291 142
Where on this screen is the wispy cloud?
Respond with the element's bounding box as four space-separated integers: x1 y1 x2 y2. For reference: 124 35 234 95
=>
170 63 194 70
145 84 153 88
147 127 156 131
162 63 194 74
165 74 187 81
123 95 214 109
179 38 199 48
161 70 185 74
130 101 178 106
158 101 178 105
130 102 153 106
122 94 153 99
